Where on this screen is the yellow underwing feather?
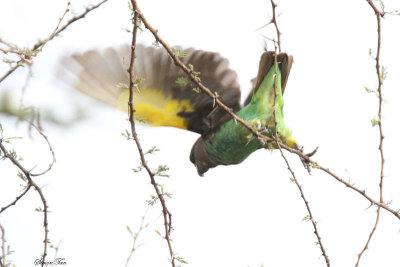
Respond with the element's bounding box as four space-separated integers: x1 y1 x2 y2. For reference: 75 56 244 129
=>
60 45 241 134
116 88 194 130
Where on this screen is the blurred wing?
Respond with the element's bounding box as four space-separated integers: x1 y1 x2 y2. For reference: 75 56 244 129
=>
243 51 293 106
59 44 241 135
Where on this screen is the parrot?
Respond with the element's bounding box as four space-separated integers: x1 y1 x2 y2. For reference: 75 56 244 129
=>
59 45 302 176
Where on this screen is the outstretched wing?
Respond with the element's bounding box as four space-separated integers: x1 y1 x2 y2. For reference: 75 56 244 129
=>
243 51 293 106
59 44 241 135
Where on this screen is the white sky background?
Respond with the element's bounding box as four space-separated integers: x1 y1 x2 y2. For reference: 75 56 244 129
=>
0 0 400 266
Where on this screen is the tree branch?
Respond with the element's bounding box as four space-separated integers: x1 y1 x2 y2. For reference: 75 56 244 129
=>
0 184 32 214
270 32 329 264
127 2 176 266
0 225 6 267
356 1 386 266
0 0 109 84
0 133 49 267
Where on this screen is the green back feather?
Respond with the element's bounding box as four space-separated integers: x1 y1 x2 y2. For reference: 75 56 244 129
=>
205 65 292 165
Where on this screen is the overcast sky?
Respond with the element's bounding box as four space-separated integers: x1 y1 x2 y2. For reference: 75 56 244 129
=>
1 0 400 266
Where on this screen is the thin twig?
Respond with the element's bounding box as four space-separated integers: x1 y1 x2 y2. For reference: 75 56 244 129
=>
55 0 108 37
0 0 109 84
0 225 5 267
0 139 49 267
18 66 33 108
269 0 281 52
29 123 56 177
268 1 329 263
280 148 331 265
256 0 282 51
35 2 72 55
130 0 400 222
355 1 386 266
0 184 32 214
284 147 399 219
127 2 176 266
125 209 148 267
269 36 329 265
52 240 62 265
0 122 55 214
0 47 34 64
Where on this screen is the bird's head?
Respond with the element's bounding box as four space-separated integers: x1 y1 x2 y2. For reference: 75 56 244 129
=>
189 137 217 176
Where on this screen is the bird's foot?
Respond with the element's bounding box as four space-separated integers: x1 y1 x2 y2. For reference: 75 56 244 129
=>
295 144 318 174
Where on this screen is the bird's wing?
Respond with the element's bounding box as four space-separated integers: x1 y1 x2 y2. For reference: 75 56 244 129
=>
243 51 293 106
58 44 241 135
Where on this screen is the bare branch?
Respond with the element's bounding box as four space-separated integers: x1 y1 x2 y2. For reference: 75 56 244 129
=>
30 123 56 177
256 0 282 51
0 0 109 84
128 2 176 266
0 184 32 214
125 209 148 267
0 137 49 267
269 0 281 52
269 31 329 264
0 225 6 267
356 1 386 266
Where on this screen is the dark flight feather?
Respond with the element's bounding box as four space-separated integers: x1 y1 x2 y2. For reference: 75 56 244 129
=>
59 44 241 135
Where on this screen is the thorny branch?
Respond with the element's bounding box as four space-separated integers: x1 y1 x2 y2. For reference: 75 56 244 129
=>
129 0 400 223
127 2 176 266
30 123 56 177
256 0 282 52
0 123 55 267
0 138 49 267
0 184 32 214
0 1 109 266
356 1 386 266
269 0 281 52
277 147 331 266
0 0 109 84
269 20 329 264
0 225 5 267
0 122 55 214
265 0 329 263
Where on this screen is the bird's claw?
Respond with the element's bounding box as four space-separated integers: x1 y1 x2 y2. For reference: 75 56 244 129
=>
295 144 318 174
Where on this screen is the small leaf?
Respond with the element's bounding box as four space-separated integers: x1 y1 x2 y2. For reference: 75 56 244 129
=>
152 40 160 47
381 65 388 81
176 77 189 88
175 256 189 264
136 76 145 84
127 1 133 11
371 117 380 127
173 47 188 59
132 166 142 173
122 129 131 140
17 171 26 181
364 86 374 93
145 146 160 155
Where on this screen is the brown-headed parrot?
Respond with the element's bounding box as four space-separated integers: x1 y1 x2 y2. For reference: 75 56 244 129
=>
60 45 297 176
